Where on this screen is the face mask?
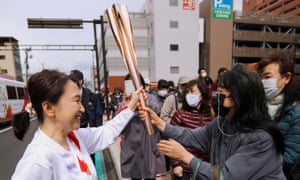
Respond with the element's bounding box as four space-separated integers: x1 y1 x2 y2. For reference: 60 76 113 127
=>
124 80 135 97
185 93 201 108
261 78 282 100
212 92 230 117
158 90 168 97
201 72 207 78
178 88 183 94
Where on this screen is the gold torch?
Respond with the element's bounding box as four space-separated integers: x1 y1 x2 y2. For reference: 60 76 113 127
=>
106 3 154 135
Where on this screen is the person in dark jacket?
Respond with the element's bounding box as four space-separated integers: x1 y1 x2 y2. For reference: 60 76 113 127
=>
119 73 167 180
70 69 103 128
198 68 213 88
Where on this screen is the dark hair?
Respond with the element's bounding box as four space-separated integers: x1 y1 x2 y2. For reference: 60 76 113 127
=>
220 65 284 154
216 67 228 82
257 52 300 113
12 69 79 140
70 69 84 80
182 79 210 113
218 67 228 75
198 67 207 74
157 79 169 89
168 80 175 88
124 73 145 88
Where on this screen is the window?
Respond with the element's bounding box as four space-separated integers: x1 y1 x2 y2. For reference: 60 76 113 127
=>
6 86 17 99
0 69 8 73
170 66 179 74
170 44 179 51
0 55 5 60
169 20 179 28
17 87 25 99
169 0 178 6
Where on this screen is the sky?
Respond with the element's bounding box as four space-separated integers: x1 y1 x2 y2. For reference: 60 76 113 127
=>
0 0 146 80
0 0 242 81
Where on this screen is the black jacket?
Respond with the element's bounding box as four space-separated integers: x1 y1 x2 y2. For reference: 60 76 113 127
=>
80 88 103 127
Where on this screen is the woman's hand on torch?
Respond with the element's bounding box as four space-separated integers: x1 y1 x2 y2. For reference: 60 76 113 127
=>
139 107 166 132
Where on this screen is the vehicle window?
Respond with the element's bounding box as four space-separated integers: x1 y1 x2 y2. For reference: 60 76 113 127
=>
6 86 17 99
17 87 25 99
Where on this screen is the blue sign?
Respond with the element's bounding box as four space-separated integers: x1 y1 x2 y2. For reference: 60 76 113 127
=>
213 0 232 10
212 0 232 20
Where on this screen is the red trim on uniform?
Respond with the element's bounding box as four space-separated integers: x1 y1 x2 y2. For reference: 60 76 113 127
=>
77 157 89 173
67 131 90 173
67 131 80 150
119 105 128 113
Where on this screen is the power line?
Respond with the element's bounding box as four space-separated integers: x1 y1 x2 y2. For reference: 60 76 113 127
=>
0 44 94 51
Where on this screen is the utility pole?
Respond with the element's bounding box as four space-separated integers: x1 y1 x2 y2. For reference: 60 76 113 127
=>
100 15 110 117
24 48 31 82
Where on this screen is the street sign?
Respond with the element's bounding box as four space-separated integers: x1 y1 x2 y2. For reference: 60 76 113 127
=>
212 0 232 20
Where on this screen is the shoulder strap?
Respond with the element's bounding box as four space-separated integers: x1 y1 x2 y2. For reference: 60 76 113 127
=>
174 94 178 110
192 159 202 180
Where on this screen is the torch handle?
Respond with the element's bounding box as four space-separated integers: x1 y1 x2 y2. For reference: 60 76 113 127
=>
139 93 154 135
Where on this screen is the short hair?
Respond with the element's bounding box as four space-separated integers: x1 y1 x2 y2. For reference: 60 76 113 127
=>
198 67 207 74
157 79 169 89
218 67 228 75
257 52 300 112
124 73 146 88
182 78 210 113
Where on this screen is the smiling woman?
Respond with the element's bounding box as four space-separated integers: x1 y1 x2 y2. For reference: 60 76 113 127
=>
11 69 141 180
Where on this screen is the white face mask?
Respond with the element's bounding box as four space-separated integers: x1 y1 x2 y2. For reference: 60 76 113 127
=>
124 80 135 97
201 72 207 78
262 78 282 100
185 93 201 107
158 90 168 97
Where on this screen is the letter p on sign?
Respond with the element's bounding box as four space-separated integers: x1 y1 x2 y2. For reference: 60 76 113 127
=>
214 0 222 8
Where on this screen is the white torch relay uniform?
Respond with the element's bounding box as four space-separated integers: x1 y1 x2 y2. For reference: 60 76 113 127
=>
12 108 134 180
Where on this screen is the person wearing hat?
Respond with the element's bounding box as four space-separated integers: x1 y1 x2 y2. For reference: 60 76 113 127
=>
70 69 103 128
160 76 191 124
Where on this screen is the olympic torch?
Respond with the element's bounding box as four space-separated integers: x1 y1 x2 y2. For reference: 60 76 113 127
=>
106 3 154 135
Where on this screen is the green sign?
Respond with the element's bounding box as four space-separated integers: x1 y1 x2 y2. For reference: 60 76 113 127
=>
213 9 232 19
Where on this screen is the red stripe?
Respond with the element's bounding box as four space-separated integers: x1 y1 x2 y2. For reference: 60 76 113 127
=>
68 131 90 173
67 131 80 150
119 105 128 113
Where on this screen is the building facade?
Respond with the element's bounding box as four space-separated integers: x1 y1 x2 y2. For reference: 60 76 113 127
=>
0 37 23 81
144 0 200 82
243 0 300 16
235 0 300 76
99 12 149 92
199 0 233 80
199 0 300 79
